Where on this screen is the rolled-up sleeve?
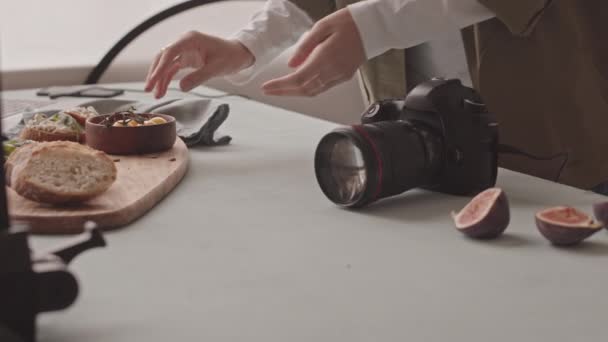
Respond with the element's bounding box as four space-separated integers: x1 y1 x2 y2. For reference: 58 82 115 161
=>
478 0 553 36
227 0 314 85
348 0 495 60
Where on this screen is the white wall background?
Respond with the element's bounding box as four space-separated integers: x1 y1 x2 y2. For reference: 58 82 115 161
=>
1 0 191 71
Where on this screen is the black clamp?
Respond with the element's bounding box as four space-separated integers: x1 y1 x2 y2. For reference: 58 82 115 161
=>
0 226 106 342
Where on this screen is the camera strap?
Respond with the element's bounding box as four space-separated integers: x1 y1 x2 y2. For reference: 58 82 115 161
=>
496 144 569 182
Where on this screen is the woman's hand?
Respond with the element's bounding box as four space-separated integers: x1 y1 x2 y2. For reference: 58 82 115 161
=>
262 8 366 97
145 31 254 99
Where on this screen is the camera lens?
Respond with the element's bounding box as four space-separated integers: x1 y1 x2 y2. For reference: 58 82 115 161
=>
315 133 369 206
315 121 443 207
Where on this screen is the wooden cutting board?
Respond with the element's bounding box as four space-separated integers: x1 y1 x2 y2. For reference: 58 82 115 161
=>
6 139 189 234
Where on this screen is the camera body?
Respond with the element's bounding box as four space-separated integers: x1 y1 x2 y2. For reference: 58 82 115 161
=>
361 78 498 196
314 78 498 208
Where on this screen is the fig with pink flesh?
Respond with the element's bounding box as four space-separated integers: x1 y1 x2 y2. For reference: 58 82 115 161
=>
592 202 608 229
452 188 510 239
535 206 602 246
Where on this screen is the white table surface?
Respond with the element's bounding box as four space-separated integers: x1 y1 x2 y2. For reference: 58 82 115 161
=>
3 83 608 342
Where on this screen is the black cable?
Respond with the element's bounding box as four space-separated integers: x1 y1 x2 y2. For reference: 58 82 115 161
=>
85 0 229 85
497 143 569 182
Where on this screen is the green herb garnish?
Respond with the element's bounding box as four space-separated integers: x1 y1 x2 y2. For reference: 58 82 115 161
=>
3 139 34 158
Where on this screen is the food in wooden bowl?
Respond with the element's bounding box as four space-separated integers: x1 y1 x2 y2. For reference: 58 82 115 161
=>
5 141 117 205
20 112 85 143
85 111 176 155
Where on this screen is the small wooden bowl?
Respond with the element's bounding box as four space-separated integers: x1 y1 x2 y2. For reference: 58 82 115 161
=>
85 113 177 155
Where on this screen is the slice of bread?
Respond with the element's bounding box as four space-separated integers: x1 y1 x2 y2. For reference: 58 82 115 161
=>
20 112 84 143
4 142 39 186
20 127 84 143
5 141 117 204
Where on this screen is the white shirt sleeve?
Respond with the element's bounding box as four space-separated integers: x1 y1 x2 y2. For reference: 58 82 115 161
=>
226 0 314 85
348 0 496 59
227 0 495 84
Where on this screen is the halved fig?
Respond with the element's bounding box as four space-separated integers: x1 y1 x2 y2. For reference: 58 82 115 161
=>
452 188 510 239
535 206 602 246
592 202 608 229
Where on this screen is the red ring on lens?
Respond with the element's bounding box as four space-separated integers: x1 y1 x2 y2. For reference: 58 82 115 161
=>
352 125 383 200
